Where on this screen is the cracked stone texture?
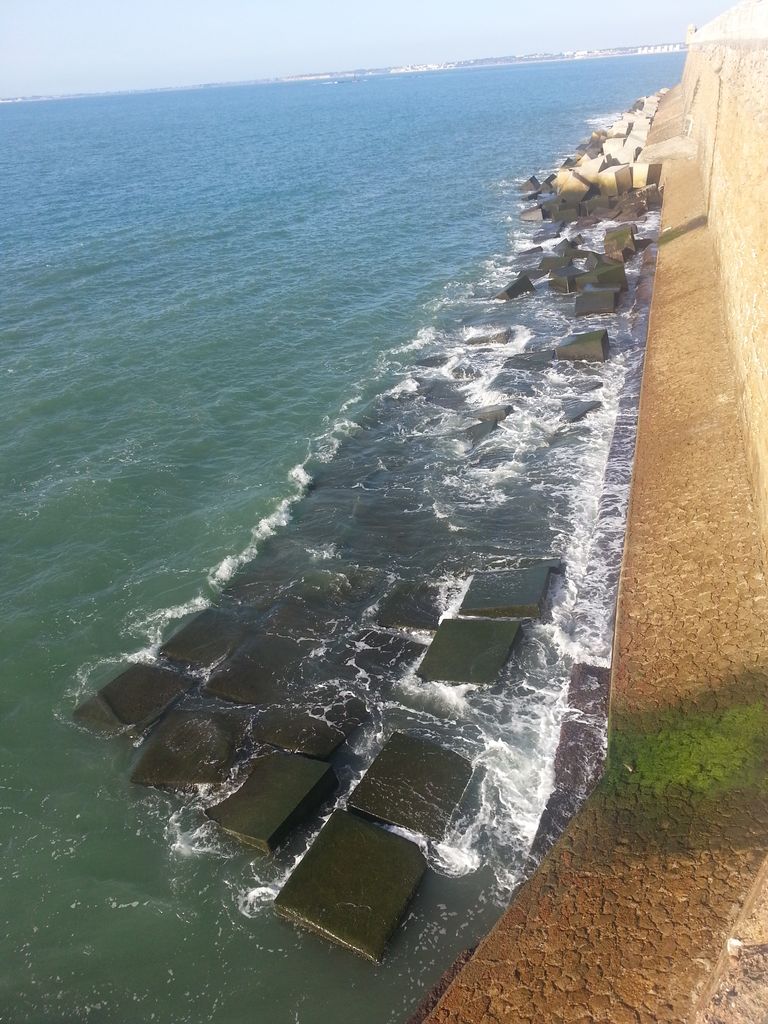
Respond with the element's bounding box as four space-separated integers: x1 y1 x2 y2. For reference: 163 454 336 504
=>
420 88 768 1024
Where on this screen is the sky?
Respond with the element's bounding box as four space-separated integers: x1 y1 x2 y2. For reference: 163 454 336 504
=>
0 0 731 97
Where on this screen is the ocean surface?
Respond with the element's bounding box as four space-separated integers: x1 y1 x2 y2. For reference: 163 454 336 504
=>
1 53 684 1024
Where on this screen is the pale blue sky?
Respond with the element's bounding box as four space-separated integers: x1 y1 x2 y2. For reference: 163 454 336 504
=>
1 0 728 97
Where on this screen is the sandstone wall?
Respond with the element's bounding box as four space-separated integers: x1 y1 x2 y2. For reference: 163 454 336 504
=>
683 1 768 563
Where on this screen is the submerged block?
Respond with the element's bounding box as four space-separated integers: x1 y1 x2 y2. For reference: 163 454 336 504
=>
160 608 248 669
130 710 247 788
73 662 191 736
206 752 336 853
494 274 535 301
252 708 347 760
204 635 307 705
466 420 498 448
348 732 473 841
538 254 573 273
473 404 512 423
417 617 522 685
460 563 558 620
533 223 564 243
575 288 619 316
555 330 610 362
274 810 426 961
377 581 442 632
342 629 427 676
563 399 602 423
467 326 512 346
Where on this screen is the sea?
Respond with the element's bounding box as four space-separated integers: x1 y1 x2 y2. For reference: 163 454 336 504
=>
1 52 685 1024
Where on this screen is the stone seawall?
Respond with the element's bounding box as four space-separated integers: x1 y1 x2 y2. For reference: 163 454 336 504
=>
683 1 768 563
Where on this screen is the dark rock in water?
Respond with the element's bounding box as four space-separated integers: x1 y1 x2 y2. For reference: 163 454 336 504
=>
204 635 309 705
252 708 348 760
160 608 249 669
73 662 192 736
348 732 473 841
574 288 619 316
377 581 442 632
459 562 559 620
533 223 564 243
421 380 467 411
130 709 247 788
493 274 535 301
417 618 522 685
206 751 337 854
342 629 427 677
274 809 426 961
562 399 603 424
503 349 554 371
450 362 481 381
519 175 541 192
548 265 584 295
520 205 547 223
517 245 544 258
416 355 450 369
473 404 512 423
465 420 498 448
555 330 610 362
466 326 512 346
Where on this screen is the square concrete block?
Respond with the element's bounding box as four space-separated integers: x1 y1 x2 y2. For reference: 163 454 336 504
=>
340 629 427 677
494 274 535 301
460 563 557 620
204 635 308 705
577 260 628 292
73 662 192 736
563 399 602 423
377 581 442 632
160 608 248 669
519 175 541 192
575 288 619 316
548 266 584 295
473 403 512 423
274 810 426 961
348 732 473 841
558 171 592 202
130 710 247 788
538 254 573 273
604 225 637 262
533 223 564 243
252 708 347 760
417 618 522 685
520 205 547 223
631 163 662 190
466 420 497 447
206 752 337 853
467 326 512 346
597 166 633 197
555 330 610 362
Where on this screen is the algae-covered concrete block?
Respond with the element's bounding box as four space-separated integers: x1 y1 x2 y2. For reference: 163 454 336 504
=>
204 635 306 705
604 225 636 262
130 709 247 788
494 274 535 301
562 399 602 423
466 420 498 448
274 810 426 961
577 260 628 292
417 618 522 685
377 581 442 632
574 288 619 316
160 608 248 669
206 752 336 853
252 708 347 760
73 662 192 736
348 732 473 841
555 330 610 362
538 254 573 273
467 326 512 346
548 266 584 295
460 563 558 619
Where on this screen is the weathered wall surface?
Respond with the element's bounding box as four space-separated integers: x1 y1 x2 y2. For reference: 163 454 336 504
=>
683 0 768 562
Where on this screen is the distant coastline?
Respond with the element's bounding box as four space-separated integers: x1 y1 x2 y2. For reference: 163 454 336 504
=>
0 42 685 104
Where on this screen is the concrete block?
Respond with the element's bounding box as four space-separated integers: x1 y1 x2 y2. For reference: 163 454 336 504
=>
206 751 337 853
204 636 307 705
576 259 628 291
460 562 559 619
467 326 512 345
160 608 248 669
342 629 427 676
494 274 535 301
520 205 547 223
466 420 498 448
548 265 584 295
562 399 602 423
538 254 572 273
558 171 593 202
348 732 473 841
130 709 247 788
73 662 192 736
574 288 619 316
417 618 522 685
575 155 609 185
597 165 633 197
473 404 513 423
604 225 637 262
631 163 663 190
533 223 564 243
252 708 348 760
377 581 442 632
555 330 610 362
519 175 541 192
274 810 426 961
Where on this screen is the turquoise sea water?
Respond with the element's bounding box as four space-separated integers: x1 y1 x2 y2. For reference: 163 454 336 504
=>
2 54 684 1024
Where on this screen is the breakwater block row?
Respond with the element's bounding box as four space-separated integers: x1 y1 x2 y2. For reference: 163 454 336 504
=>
348 732 473 841
274 810 427 962
459 562 560 619
418 618 522 685
206 751 337 854
73 661 192 736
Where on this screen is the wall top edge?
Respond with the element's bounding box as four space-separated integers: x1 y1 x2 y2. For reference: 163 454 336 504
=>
690 0 768 44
